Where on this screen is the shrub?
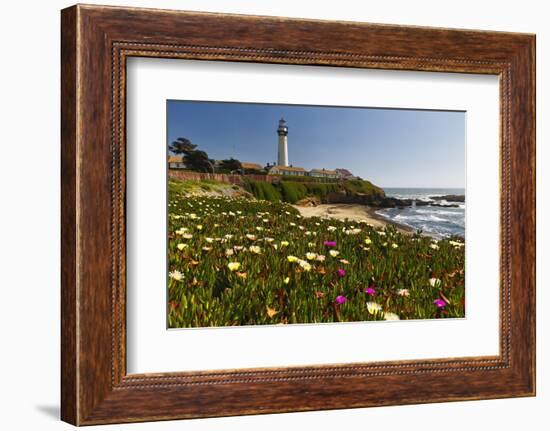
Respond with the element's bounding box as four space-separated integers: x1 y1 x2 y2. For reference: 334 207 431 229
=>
280 181 307 203
247 180 282 202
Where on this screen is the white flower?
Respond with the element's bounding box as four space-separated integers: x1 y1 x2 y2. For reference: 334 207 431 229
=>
246 234 257 241
327 226 337 232
429 278 441 287
298 259 312 271
383 312 400 321
430 243 440 250
176 243 187 250
315 254 326 262
306 252 317 260
205 237 214 243
181 233 193 240
169 270 184 281
397 288 410 297
329 250 340 257
225 248 234 257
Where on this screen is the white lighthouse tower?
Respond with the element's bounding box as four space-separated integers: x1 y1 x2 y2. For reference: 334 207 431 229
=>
277 117 289 167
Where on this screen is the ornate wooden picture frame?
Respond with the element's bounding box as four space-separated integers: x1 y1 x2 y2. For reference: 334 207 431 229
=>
61 4 535 425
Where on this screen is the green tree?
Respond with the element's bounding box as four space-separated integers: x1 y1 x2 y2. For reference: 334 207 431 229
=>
219 158 242 173
185 150 215 173
169 137 195 155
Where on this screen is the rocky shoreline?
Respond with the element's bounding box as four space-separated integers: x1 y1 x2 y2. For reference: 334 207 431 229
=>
297 191 465 210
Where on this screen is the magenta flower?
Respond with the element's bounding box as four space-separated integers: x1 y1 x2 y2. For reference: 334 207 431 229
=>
335 295 347 304
324 241 337 247
433 299 446 308
364 286 376 296
337 268 346 277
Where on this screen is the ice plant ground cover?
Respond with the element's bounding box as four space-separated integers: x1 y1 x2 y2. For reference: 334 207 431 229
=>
167 185 465 328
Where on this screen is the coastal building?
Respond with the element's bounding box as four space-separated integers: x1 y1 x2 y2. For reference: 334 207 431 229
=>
335 168 356 179
268 165 307 176
309 168 339 179
168 155 185 169
277 118 289 167
241 162 264 172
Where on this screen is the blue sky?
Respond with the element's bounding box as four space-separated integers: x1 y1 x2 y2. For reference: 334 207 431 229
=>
167 100 465 188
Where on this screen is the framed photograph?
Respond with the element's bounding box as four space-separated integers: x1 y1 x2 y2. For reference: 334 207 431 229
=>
61 4 535 425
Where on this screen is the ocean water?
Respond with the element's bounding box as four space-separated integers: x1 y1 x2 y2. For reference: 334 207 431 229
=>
376 188 465 239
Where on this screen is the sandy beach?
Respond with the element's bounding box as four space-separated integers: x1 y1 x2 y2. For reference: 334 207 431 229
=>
291 203 413 234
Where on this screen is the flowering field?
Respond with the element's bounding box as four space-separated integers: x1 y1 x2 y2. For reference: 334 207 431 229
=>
167 186 465 328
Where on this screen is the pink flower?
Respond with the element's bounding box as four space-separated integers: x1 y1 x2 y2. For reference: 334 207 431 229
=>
324 241 337 247
337 268 346 277
315 291 325 299
364 286 376 296
434 299 446 308
335 295 347 304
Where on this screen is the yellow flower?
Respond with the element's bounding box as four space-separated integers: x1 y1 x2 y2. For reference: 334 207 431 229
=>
287 255 298 262
227 262 241 271
246 234 257 241
280 241 289 247
383 312 400 321
249 245 262 254
205 237 214 243
329 250 340 257
196 224 203 230
283 276 290 284
364 238 372 245
266 306 279 318
367 302 383 315
391 243 399 249
306 252 317 260
182 233 193 240
176 243 187 250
